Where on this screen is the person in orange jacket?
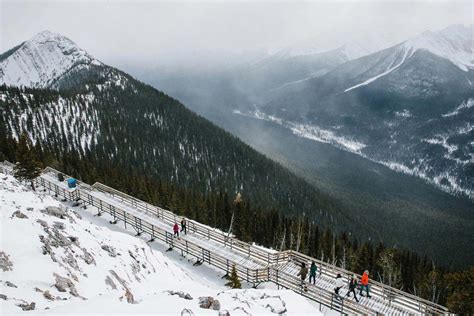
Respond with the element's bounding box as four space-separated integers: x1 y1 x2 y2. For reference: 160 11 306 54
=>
359 270 371 298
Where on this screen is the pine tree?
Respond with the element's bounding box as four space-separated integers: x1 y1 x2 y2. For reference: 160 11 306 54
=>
13 133 42 191
225 264 242 289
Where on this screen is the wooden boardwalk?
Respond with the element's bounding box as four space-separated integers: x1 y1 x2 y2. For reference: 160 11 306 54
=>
1 162 450 315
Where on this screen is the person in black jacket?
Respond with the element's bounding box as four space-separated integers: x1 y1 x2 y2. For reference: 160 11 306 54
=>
346 274 360 302
180 217 187 235
297 262 308 291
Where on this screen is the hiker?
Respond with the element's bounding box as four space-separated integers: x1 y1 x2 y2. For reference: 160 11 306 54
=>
297 262 308 288
173 222 179 238
309 261 317 285
334 273 344 297
346 274 360 302
180 217 187 235
359 270 371 298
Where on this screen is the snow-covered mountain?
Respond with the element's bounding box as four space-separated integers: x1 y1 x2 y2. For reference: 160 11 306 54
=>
257 24 474 198
0 30 102 88
403 24 473 71
0 173 322 314
341 24 473 92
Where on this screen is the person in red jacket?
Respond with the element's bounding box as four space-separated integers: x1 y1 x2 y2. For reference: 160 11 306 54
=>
359 270 371 298
173 222 179 238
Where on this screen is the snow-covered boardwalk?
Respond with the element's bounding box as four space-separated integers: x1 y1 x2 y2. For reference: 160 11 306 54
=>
3 163 448 315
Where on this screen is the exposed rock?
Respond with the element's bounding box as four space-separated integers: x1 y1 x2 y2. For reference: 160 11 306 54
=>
265 303 287 314
53 222 65 230
5 281 17 288
43 290 55 301
109 270 128 290
166 290 193 300
101 244 117 257
199 296 221 310
39 235 55 261
18 302 35 311
125 288 134 304
26 207 34 211
68 236 78 243
0 294 7 300
81 247 95 265
119 289 135 304
105 276 117 290
42 206 67 219
63 253 79 270
70 274 79 282
53 273 79 297
11 210 28 219
219 310 230 316
0 251 13 271
37 219 49 228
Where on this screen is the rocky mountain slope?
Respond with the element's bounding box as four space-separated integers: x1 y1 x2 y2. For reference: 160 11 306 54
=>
0 173 322 314
0 31 102 88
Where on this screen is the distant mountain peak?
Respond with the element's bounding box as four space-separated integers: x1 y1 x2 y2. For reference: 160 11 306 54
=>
403 24 473 71
0 31 102 88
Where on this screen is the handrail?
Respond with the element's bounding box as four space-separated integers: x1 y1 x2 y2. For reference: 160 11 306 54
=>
287 251 448 313
92 181 279 264
91 177 448 313
0 162 449 315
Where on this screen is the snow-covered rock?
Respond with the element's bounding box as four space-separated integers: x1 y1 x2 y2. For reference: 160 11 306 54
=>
344 24 473 92
0 30 102 88
403 24 473 71
0 174 324 314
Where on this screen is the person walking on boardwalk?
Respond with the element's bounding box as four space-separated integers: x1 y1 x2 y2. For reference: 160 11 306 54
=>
346 274 360 302
297 262 308 291
180 217 187 235
334 273 345 298
309 261 317 285
173 222 179 238
359 270 371 298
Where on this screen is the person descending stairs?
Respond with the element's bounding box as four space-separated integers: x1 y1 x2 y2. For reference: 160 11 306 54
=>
360 270 371 298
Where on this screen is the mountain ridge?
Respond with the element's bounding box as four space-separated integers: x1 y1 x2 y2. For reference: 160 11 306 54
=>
0 30 102 88
0 31 354 233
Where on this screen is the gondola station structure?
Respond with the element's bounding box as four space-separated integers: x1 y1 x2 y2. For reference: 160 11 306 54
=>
0 161 450 315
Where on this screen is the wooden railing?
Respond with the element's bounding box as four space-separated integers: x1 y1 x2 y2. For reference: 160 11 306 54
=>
0 161 450 315
91 182 281 265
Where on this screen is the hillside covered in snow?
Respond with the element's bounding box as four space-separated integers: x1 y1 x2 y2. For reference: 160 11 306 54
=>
0 31 102 89
0 174 321 315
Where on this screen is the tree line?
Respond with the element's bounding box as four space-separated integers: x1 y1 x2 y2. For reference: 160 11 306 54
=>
1 133 472 313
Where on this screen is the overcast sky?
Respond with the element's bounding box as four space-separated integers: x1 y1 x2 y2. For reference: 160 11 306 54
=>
1 1 472 66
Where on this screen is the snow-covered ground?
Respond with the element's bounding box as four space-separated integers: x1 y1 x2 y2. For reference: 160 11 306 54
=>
0 174 325 315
